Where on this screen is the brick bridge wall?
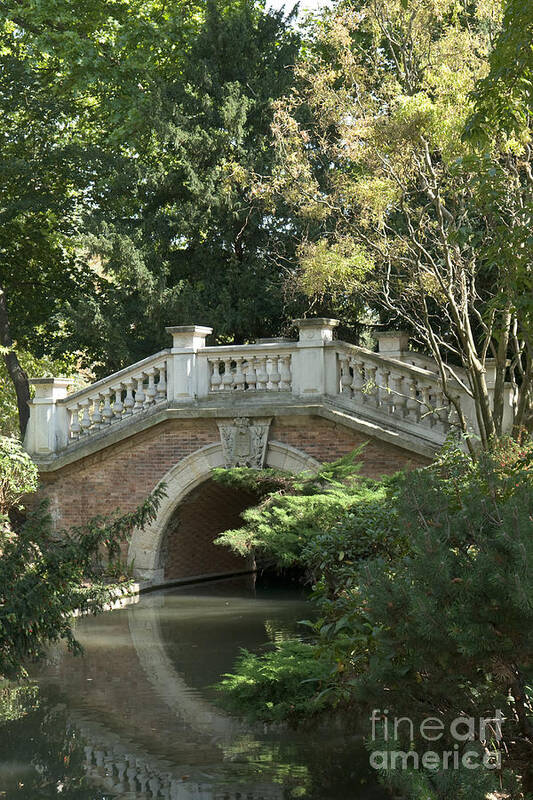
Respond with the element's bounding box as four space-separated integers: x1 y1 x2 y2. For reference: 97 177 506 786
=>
40 414 429 580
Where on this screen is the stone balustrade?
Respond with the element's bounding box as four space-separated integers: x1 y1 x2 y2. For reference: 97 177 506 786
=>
64 352 169 442
82 739 283 799
334 342 463 435
24 317 513 459
204 344 294 393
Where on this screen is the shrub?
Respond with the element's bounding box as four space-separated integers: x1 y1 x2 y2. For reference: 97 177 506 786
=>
0 436 38 516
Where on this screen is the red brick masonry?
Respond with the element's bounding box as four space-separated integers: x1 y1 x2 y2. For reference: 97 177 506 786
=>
39 415 429 578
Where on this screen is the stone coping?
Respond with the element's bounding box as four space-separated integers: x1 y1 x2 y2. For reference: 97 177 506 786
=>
31 396 439 472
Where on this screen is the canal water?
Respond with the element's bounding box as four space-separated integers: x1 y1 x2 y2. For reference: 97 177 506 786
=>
0 576 388 799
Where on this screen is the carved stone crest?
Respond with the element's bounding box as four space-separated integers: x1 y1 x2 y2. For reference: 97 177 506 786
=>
217 417 272 468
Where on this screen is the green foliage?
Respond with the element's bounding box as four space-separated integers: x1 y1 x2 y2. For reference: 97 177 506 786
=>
0 461 166 678
267 0 533 441
342 441 533 793
216 441 533 793
61 0 311 374
0 351 84 438
214 450 403 577
215 640 336 723
214 451 406 720
0 436 38 514
468 0 533 141
0 681 38 724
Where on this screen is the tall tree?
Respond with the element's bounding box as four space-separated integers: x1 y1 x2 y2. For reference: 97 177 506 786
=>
0 0 303 432
70 0 306 375
264 0 533 448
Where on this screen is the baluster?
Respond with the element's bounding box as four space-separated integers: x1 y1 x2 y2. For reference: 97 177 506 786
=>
434 389 448 431
379 368 393 413
244 357 256 390
69 404 81 439
222 358 234 390
112 386 123 419
210 359 222 391
339 354 351 395
156 363 167 402
233 357 245 391
115 759 127 791
255 356 268 390
391 373 406 417
91 395 102 427
126 766 137 790
268 356 281 391
102 389 113 424
365 364 378 406
144 367 157 405
137 771 149 793
123 378 135 415
80 399 92 435
349 357 364 400
406 378 419 421
420 384 433 425
134 375 145 410
279 354 291 391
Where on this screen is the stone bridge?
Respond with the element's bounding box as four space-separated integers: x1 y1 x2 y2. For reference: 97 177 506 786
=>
24 318 512 585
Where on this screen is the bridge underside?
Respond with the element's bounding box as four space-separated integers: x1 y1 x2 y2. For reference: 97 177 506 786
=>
36 409 430 585
160 477 257 582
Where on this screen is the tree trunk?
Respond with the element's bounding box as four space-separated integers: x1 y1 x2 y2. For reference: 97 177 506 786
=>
0 285 30 438
492 307 512 437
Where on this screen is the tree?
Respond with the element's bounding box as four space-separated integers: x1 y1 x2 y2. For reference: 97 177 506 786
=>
468 0 533 141
214 439 533 796
0 436 165 679
0 0 312 433
264 0 533 449
69 0 308 375
353 440 533 795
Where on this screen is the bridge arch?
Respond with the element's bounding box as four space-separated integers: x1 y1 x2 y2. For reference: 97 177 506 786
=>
128 441 320 582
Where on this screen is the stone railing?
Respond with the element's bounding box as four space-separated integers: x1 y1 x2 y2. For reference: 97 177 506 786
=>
65 351 169 441
205 344 294 393
82 739 283 799
24 318 512 458
334 342 461 435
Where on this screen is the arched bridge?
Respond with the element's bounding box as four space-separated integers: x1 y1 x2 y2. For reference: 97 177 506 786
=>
24 318 512 585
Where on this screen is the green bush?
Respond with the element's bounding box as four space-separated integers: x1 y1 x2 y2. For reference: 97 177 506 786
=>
215 440 533 795
215 640 336 723
214 449 404 581
0 438 166 678
0 436 39 515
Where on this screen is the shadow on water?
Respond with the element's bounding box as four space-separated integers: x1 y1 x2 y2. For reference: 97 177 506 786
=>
0 575 389 799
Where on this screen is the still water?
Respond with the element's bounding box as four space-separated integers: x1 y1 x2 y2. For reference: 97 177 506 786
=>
0 576 388 799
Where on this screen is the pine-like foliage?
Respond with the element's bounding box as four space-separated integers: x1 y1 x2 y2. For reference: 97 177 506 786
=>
213 449 405 583
355 439 533 794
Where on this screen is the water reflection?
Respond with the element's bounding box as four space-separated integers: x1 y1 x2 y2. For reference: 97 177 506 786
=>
0 577 388 799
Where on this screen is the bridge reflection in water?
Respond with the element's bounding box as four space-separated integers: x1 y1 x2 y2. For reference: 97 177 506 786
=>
34 577 387 800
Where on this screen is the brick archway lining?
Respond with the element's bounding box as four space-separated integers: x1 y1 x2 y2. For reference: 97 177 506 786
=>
161 478 258 581
128 441 320 582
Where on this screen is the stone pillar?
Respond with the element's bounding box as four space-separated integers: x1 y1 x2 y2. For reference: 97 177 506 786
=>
374 330 410 360
165 325 212 402
292 318 339 397
24 378 70 456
